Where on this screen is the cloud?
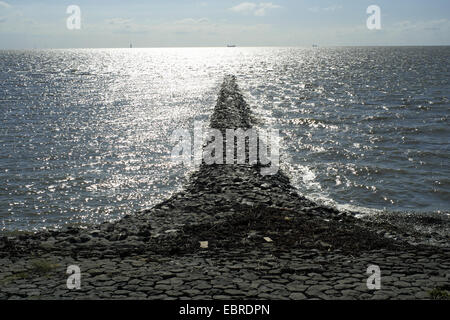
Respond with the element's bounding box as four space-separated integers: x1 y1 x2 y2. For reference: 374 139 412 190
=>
173 18 210 25
391 19 450 33
153 17 218 36
92 17 214 36
231 2 257 14
146 18 275 43
230 2 281 16
105 18 133 25
324 5 342 12
102 18 146 34
0 1 11 9
308 5 342 13
255 3 281 16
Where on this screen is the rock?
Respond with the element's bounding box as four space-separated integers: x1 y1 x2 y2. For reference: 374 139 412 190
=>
80 235 92 243
289 292 306 300
306 285 333 296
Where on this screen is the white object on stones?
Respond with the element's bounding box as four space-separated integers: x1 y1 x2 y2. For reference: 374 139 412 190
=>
199 241 209 248
263 237 273 242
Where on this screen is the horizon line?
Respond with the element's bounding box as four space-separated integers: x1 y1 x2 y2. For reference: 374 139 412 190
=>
1 44 450 50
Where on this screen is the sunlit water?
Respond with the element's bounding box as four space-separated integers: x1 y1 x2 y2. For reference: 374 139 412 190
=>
0 47 449 231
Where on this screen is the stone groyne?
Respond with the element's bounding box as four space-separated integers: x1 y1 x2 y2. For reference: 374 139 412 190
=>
0 76 448 300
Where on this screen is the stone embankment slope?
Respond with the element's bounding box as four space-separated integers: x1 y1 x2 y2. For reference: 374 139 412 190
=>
0 76 448 300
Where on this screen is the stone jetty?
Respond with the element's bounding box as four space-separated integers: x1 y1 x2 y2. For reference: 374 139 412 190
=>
0 76 448 300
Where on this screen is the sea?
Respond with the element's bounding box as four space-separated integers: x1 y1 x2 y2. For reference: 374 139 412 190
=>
0 47 449 231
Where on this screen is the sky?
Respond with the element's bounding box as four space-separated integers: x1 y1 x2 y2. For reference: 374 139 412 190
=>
0 0 449 48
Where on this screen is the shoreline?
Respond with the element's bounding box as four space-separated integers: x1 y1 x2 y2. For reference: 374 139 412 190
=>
0 76 448 300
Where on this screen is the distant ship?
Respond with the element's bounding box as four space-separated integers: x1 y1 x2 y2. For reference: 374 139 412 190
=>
227 44 236 47
312 44 319 48
130 43 132 48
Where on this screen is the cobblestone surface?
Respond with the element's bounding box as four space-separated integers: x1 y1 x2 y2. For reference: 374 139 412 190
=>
0 247 448 300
